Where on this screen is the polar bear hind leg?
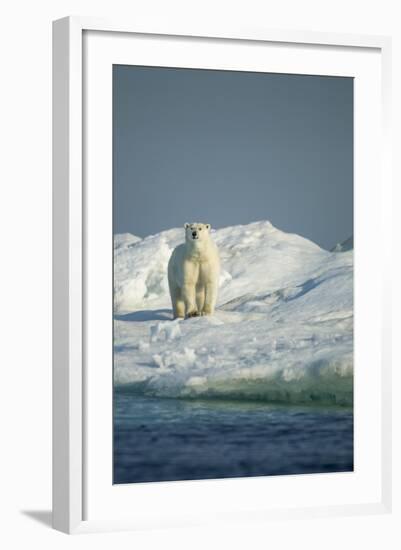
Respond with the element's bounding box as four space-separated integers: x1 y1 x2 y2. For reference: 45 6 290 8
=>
173 297 185 319
169 282 185 319
202 282 218 315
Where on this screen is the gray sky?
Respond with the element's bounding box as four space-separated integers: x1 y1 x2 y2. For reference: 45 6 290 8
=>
113 65 353 250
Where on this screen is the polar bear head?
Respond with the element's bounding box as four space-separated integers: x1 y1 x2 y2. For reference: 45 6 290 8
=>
184 222 211 243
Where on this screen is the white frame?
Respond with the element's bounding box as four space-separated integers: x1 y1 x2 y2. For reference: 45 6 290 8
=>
52 16 392 534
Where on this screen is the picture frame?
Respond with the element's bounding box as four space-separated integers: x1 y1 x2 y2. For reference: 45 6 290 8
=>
52 16 392 534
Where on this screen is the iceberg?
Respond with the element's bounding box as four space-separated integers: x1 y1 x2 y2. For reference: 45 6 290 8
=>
114 221 353 405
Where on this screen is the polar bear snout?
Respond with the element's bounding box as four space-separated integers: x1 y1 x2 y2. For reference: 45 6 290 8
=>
191 230 198 239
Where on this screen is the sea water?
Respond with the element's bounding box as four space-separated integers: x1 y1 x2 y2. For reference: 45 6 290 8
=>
113 392 353 484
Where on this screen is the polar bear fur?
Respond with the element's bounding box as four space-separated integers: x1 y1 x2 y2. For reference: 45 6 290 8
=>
168 223 220 319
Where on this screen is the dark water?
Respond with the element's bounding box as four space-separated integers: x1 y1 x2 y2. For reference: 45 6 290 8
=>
113 393 353 484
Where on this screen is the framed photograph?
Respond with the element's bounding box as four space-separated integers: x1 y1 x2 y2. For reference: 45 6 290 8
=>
52 17 392 534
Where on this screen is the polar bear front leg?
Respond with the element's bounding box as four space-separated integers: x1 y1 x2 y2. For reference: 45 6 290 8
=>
183 282 199 317
202 282 218 316
196 285 205 313
182 260 199 318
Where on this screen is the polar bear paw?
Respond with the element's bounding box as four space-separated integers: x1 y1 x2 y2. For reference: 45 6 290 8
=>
186 310 200 319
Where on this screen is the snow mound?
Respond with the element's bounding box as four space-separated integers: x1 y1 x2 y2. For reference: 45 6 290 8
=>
114 228 181 313
331 235 353 252
114 221 353 405
114 221 331 313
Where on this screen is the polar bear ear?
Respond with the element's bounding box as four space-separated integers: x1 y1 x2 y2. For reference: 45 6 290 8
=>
184 223 190 229
205 224 211 230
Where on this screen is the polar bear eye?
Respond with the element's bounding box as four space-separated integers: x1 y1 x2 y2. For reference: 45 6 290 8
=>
198 227 202 231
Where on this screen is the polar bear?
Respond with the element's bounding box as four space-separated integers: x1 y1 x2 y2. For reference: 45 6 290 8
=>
168 222 220 319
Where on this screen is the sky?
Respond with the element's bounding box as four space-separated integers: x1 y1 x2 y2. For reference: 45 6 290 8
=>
113 65 353 250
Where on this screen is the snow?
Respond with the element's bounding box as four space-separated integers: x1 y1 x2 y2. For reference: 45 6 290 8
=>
114 221 353 405
331 235 353 252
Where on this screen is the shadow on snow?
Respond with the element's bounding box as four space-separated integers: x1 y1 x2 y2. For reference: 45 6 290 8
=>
114 309 172 322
